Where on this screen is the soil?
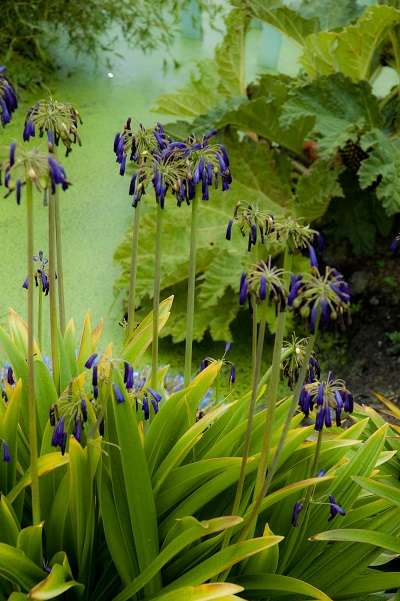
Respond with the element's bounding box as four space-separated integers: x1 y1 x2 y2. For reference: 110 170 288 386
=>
325 247 400 407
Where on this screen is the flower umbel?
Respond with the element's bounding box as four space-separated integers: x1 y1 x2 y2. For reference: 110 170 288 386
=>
22 250 50 295
299 371 353 429
1 145 70 204
23 97 82 156
245 258 288 310
289 266 351 332
0 67 17 126
282 334 320 389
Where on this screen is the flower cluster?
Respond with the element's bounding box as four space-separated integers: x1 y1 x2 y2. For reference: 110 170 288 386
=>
50 396 89 454
114 120 232 208
240 258 288 310
114 362 162 421
0 67 17 126
226 203 275 251
288 266 351 332
226 209 321 267
1 144 70 204
291 493 345 527
22 250 50 295
299 371 353 430
23 98 82 156
282 334 320 389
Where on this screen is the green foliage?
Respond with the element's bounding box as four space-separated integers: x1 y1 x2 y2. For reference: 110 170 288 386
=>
1 305 400 600
111 2 400 341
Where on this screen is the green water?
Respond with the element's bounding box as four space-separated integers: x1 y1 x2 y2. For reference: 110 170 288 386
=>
0 23 291 385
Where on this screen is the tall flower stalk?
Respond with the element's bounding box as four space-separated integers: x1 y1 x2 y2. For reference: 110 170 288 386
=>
48 193 60 390
151 204 163 389
25 176 40 525
115 122 232 386
2 145 70 521
23 97 83 334
184 195 199 385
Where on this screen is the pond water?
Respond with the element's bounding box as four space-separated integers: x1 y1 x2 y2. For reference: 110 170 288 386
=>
0 20 297 382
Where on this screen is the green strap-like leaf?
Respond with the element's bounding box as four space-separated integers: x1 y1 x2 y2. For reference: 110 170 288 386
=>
0 543 44 590
112 516 243 601
310 528 400 553
234 573 332 601
163 536 283 591
28 563 84 600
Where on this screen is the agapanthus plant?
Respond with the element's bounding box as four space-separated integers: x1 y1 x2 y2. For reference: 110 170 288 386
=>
0 66 17 126
0 144 70 525
114 119 232 388
299 371 353 429
23 97 82 336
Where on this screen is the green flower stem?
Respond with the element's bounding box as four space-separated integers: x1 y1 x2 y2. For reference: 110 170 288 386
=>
37 287 43 350
184 195 199 387
264 331 318 494
237 249 293 542
151 204 163 390
49 194 60 392
279 427 324 574
54 188 66 334
26 177 40 525
126 204 141 340
232 312 266 516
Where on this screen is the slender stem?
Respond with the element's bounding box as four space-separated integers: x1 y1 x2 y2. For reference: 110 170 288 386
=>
184 196 199 386
54 189 66 334
49 194 60 392
218 312 266 575
126 204 141 341
279 427 324 574
26 177 40 525
232 315 266 515
264 331 318 495
151 204 163 390
248 309 286 520
37 287 43 350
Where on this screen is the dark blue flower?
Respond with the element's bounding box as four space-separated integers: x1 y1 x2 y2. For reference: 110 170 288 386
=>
239 273 248 305
291 501 303 527
288 274 302 306
229 364 236 384
143 396 150 420
308 245 318 269
15 179 22 204
84 353 98 369
6 366 14 386
9 143 16 166
315 407 324 431
226 219 233 241
328 495 346 520
324 405 332 428
74 417 82 442
2 441 10 463
225 341 232 352
93 385 99 400
259 275 267 301
81 399 88 422
51 417 65 448
113 383 125 404
92 365 98 387
23 120 35 142
0 70 18 126
148 387 162 404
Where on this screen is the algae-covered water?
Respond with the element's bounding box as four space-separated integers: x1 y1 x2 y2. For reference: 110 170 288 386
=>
0 22 295 383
